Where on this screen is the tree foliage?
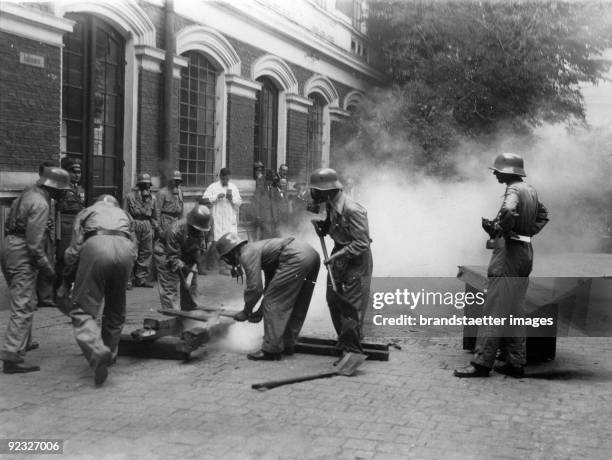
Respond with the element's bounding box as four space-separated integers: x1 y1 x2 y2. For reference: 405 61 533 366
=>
355 0 612 170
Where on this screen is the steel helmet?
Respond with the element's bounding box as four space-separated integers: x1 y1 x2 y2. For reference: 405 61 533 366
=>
186 204 212 232
172 170 182 182
309 168 343 190
37 167 72 190
216 232 247 258
137 173 152 185
489 153 526 177
95 194 119 207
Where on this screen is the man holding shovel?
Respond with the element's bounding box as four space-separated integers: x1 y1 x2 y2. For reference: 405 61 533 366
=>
309 168 373 354
156 204 212 310
215 232 320 361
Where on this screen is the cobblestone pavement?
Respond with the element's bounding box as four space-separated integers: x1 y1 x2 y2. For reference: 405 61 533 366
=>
1 274 611 460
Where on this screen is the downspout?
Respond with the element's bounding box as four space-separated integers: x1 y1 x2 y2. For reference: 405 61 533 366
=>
162 0 175 183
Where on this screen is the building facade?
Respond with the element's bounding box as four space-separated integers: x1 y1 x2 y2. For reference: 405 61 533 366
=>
0 0 382 230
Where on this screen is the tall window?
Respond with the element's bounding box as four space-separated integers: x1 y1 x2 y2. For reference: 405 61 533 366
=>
179 51 217 187
253 77 279 171
306 93 325 172
62 14 125 202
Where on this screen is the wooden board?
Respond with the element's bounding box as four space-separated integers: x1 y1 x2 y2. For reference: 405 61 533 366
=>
294 337 389 361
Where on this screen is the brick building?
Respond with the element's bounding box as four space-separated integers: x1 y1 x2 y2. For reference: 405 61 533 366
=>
0 0 383 231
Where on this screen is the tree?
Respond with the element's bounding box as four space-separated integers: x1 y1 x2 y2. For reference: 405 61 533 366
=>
344 0 612 173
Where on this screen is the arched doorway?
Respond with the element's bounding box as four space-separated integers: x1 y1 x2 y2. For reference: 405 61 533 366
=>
62 13 125 203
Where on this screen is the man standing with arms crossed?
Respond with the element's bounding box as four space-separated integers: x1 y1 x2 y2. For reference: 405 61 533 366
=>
454 153 548 378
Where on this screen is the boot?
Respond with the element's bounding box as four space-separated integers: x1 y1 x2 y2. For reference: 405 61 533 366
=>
247 350 281 361
92 351 113 386
3 361 40 374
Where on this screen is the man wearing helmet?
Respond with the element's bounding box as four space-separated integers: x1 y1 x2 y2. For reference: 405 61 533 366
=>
125 172 159 287
62 194 136 385
216 232 320 360
154 171 184 285
454 153 549 378
56 157 85 294
252 162 276 240
1 167 71 374
156 205 212 311
309 167 373 354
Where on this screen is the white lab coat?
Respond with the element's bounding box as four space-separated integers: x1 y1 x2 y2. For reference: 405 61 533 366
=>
203 181 242 241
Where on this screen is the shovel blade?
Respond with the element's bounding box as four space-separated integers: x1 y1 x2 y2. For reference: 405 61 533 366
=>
335 352 367 376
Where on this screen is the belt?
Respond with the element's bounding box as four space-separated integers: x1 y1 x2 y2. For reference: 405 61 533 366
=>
6 230 25 237
133 217 151 221
161 211 180 217
509 234 531 243
84 229 131 242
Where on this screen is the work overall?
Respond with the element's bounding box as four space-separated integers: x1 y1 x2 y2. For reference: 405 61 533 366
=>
64 203 136 365
125 190 157 285
241 238 320 354
325 192 373 353
156 220 203 310
472 180 548 369
0 186 53 363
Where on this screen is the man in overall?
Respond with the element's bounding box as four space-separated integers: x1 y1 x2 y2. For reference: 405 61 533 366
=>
310 168 373 354
454 153 549 378
156 205 212 311
55 157 86 293
36 160 59 308
1 167 71 374
63 194 136 385
216 232 320 361
125 172 158 287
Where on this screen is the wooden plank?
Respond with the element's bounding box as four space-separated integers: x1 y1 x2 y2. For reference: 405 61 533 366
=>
118 335 191 360
297 336 389 351
294 341 389 361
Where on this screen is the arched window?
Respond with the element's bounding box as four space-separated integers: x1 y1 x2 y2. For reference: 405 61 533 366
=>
307 93 326 172
254 76 279 171
62 13 125 202
179 51 217 187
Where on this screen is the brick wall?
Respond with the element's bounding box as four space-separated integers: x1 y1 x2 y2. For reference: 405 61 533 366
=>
0 32 61 172
226 93 255 179
286 110 309 182
137 68 162 177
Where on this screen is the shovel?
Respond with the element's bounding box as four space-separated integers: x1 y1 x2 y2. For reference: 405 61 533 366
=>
312 220 338 292
251 352 367 391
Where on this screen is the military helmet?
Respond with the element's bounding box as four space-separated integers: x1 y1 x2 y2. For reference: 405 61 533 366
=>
216 232 247 258
172 170 182 182
95 194 119 207
37 167 72 190
61 157 81 172
489 153 526 177
186 204 212 232
309 168 343 191
137 173 152 185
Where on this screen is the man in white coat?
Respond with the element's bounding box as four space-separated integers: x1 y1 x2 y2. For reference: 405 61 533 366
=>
202 168 242 274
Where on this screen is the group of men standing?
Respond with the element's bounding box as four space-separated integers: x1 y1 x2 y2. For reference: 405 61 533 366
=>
1 151 544 385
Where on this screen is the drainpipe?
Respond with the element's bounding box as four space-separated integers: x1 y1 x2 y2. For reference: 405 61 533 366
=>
162 0 175 183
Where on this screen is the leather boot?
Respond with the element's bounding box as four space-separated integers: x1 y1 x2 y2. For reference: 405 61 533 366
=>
3 361 40 374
